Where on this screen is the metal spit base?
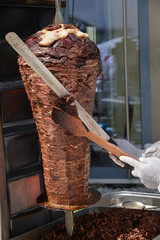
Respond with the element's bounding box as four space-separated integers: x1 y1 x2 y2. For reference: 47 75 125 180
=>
10 191 160 240
36 188 101 211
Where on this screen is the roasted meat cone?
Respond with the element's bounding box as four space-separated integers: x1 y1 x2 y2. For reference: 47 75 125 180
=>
18 24 100 207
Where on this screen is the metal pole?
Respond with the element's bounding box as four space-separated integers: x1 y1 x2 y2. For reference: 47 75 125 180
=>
123 0 130 142
123 0 131 179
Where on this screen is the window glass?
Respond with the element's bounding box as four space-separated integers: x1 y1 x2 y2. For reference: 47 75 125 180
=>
5 131 39 171
67 0 141 169
1 89 33 123
8 174 41 216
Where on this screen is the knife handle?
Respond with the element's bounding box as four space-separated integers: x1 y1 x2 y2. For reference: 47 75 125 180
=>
87 131 138 161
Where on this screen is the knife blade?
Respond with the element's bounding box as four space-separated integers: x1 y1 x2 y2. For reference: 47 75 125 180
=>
52 107 138 160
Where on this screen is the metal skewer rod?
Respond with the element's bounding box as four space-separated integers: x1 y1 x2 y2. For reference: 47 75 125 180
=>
54 0 64 24
53 3 73 236
65 210 74 237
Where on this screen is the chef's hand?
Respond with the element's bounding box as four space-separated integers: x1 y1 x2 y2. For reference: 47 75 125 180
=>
109 139 144 167
144 140 160 158
119 155 160 191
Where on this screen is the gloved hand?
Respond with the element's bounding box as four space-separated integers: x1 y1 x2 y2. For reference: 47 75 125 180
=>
119 155 160 191
109 139 144 167
144 140 160 158
109 153 126 167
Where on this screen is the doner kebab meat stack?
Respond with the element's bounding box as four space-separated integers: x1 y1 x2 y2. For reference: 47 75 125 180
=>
18 23 100 207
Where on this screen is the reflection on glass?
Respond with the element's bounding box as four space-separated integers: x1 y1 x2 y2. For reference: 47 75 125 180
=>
126 0 141 147
5 132 39 170
1 89 33 123
8 174 41 215
67 0 141 167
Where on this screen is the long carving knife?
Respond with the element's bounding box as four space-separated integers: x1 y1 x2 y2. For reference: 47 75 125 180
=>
52 107 138 161
5 32 116 144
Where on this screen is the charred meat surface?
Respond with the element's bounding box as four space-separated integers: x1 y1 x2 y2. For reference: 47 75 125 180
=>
18 23 100 206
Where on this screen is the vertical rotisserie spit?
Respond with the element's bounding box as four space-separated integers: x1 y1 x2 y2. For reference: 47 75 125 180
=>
18 24 100 208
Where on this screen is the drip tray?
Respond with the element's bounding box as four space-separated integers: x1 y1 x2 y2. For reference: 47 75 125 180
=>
10 191 160 240
93 191 160 210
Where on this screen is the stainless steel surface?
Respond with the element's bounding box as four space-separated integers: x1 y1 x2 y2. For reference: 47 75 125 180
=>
123 0 130 142
65 210 73 237
10 191 160 239
36 189 101 210
122 200 145 209
122 200 160 210
123 0 131 180
94 191 160 210
10 218 64 240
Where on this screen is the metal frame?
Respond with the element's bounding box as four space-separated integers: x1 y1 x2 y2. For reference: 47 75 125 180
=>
138 0 152 146
123 0 130 142
0 0 66 8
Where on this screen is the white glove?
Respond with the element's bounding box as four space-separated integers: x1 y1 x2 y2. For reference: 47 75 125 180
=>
109 139 160 168
109 139 144 167
109 153 126 167
144 140 160 158
119 155 160 191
